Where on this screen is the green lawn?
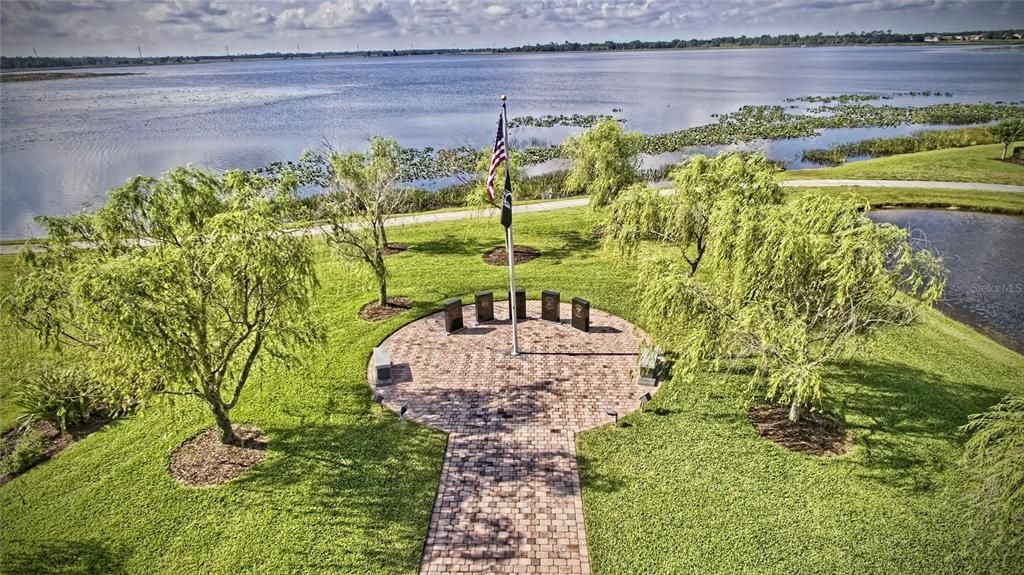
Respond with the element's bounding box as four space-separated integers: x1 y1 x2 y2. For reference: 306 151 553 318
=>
0 209 637 575
1 207 1022 574
784 143 1024 185
787 186 1024 215
579 307 1024 574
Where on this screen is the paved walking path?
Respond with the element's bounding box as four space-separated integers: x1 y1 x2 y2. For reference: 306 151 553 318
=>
368 301 649 574
4 179 1019 255
781 179 1024 192
328 178 1024 232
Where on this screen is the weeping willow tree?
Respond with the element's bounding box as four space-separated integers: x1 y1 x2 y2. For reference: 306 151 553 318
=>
7 168 323 445
960 395 1024 570
320 136 407 307
639 193 946 422
603 153 783 276
562 119 643 208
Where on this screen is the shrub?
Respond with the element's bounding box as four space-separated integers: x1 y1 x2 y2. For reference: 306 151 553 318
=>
0 428 46 477
14 368 132 432
801 127 999 165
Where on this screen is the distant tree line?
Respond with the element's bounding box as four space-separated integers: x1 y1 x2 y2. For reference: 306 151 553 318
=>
3 29 1021 70
498 29 1024 53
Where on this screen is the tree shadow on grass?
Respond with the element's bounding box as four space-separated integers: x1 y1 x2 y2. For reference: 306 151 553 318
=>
577 453 627 494
831 359 1003 493
233 419 444 574
0 538 126 575
545 230 600 264
409 235 490 258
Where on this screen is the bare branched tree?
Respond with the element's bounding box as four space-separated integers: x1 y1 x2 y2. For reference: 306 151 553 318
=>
320 136 408 307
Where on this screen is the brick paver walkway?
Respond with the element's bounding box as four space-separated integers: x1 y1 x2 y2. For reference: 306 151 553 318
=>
368 300 649 574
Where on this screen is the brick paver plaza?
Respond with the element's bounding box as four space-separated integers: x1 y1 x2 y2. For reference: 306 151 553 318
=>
368 300 651 574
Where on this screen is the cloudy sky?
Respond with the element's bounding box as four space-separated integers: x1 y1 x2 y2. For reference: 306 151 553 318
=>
2 0 1023 57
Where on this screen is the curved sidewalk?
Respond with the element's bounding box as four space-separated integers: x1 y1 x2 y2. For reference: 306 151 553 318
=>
2 179 1019 255
375 178 1024 230
780 179 1024 193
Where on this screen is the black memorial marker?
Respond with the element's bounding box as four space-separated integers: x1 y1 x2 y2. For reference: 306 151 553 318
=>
475 291 494 323
508 289 527 320
541 290 560 322
571 297 590 332
444 298 464 334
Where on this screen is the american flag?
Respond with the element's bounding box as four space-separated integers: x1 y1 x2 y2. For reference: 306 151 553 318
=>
486 113 506 201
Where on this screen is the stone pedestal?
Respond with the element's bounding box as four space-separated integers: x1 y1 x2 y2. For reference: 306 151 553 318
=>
475 291 494 323
508 289 526 320
638 346 661 386
541 290 560 322
444 298 464 334
571 297 590 332
373 347 391 384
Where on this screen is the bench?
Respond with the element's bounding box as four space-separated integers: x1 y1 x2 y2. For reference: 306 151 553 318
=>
374 347 392 384
638 346 661 387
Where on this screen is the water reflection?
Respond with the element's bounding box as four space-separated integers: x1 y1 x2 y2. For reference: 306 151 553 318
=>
869 209 1024 353
3 46 1023 238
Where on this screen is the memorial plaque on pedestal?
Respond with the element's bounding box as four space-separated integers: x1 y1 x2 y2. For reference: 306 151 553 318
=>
541 290 560 322
444 298 464 334
508 289 527 320
475 291 494 323
571 297 590 332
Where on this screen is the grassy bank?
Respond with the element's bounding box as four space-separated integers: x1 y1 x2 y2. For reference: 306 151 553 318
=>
579 306 1024 574
800 127 1000 166
2 207 1021 573
785 144 1024 185
788 186 1024 215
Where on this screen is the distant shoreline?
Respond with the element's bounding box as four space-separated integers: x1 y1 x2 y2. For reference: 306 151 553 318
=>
0 71 141 83
2 40 1021 74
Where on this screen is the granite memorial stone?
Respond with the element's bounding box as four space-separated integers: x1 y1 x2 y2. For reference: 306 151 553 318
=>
475 291 494 323
444 298 464 334
571 297 590 332
508 289 527 320
541 290 560 322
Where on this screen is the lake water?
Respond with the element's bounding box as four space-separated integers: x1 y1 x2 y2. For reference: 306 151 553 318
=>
869 209 1024 354
2 45 1024 239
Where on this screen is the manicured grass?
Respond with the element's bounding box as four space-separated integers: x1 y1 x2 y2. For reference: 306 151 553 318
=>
579 308 1024 574
0 209 636 575
787 186 1024 215
0 240 451 574
784 143 1024 185
2 207 1021 574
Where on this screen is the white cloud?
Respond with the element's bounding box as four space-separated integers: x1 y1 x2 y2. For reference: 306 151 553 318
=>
275 0 397 30
1 0 1021 56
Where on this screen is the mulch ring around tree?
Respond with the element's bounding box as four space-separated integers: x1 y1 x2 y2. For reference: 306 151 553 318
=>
168 425 267 487
359 296 413 322
483 245 541 266
748 404 851 456
382 243 409 256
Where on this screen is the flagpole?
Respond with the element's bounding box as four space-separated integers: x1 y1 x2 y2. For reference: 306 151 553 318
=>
502 94 519 356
